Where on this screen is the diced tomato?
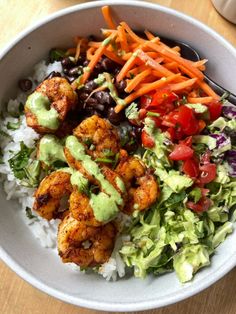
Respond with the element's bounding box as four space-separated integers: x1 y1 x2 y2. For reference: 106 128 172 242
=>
140 92 155 108
180 136 192 147
162 106 199 139
141 130 155 148
200 150 211 164
206 100 222 121
199 163 217 184
139 108 147 120
182 158 199 178
177 106 199 135
140 88 178 115
169 144 194 161
186 197 212 212
198 120 206 133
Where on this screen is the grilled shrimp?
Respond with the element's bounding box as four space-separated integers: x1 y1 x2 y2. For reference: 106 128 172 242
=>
25 77 78 133
58 213 117 267
33 170 72 220
115 150 159 214
73 115 120 159
69 166 126 226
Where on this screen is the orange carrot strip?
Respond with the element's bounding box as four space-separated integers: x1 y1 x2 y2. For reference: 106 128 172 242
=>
75 39 82 61
125 69 152 93
137 49 174 77
146 52 160 59
103 49 125 65
101 29 117 37
86 47 96 61
187 96 214 103
88 41 102 48
145 41 204 80
128 64 147 76
197 80 220 99
120 22 146 44
117 53 139 82
117 25 129 52
169 78 197 92
144 30 157 40
101 6 116 29
115 73 181 112
122 52 133 61
198 120 206 132
65 48 76 56
81 33 116 84
192 59 208 67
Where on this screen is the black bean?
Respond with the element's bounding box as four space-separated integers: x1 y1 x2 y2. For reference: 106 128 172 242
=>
45 71 62 80
61 57 74 68
83 60 89 67
94 62 103 73
131 127 142 140
79 92 89 101
115 79 127 93
107 107 124 125
67 76 77 83
94 91 114 105
86 97 98 106
18 79 32 92
68 66 83 77
84 80 98 93
101 57 116 72
63 68 69 75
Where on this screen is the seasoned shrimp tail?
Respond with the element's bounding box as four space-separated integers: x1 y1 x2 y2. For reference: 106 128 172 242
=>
58 213 117 267
70 166 127 226
115 154 160 214
33 170 72 220
25 77 78 134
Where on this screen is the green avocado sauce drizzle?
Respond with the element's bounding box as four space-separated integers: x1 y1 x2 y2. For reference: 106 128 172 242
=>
25 91 60 130
38 135 66 166
65 135 124 222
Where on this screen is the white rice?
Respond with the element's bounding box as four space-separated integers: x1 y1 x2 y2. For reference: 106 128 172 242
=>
0 60 126 280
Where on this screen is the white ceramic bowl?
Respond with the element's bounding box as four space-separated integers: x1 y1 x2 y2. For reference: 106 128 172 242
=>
0 1 236 311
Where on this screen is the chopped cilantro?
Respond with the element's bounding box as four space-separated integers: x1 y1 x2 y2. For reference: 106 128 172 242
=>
25 207 37 220
8 142 35 181
7 121 20 130
49 48 66 62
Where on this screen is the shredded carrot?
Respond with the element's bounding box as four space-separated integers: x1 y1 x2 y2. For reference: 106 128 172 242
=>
144 30 156 40
116 52 139 82
88 41 101 48
115 73 181 112
120 22 146 44
169 78 197 92
198 120 206 132
187 96 214 104
117 25 129 52
103 49 124 65
102 6 116 29
145 41 204 80
137 49 174 77
86 47 96 61
81 33 117 84
65 48 76 56
75 39 82 61
121 52 133 61
125 69 152 93
197 80 220 99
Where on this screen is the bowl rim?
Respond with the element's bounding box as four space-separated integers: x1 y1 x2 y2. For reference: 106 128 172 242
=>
1 0 236 311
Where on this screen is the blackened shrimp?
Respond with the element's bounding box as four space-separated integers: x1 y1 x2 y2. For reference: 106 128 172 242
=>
33 170 72 220
115 150 160 214
58 213 117 267
25 77 78 133
73 115 120 159
69 166 126 227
